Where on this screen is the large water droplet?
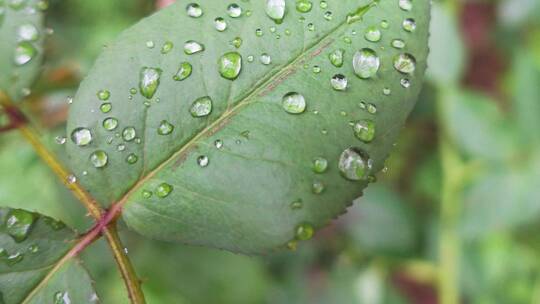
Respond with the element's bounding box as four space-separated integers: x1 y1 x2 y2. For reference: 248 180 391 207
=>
296 0 312 12
186 3 203 18
338 147 372 181
5 209 36 243
266 0 286 23
282 92 306 114
17 23 39 42
184 40 205 55
190 96 213 117
295 223 314 240
352 119 375 143
158 120 174 135
353 48 380 79
227 3 242 18
214 17 228 31
331 74 348 91
156 183 173 198
329 49 344 67
139 67 162 99
71 128 92 146
14 42 37 66
393 53 416 74
173 62 192 81
219 52 242 80
90 150 108 168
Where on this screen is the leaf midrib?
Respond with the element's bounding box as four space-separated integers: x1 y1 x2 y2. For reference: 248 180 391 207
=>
116 3 378 209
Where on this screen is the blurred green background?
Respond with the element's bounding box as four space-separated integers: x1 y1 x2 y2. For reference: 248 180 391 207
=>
2 0 540 303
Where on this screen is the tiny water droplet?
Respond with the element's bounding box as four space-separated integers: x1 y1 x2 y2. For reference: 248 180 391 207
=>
139 67 162 99
401 78 411 88
290 199 303 210
156 183 173 198
122 127 137 142
255 28 264 37
100 103 112 113
320 1 328 9
117 144 126 152
71 128 92 146
161 41 174 54
190 96 213 117
102 117 118 131
380 20 389 29
90 150 108 168
53 291 71 304
296 0 312 13
312 157 328 173
295 223 314 240
55 136 66 145
6 209 36 243
338 147 372 181
323 11 333 21
214 17 228 31
126 153 138 164
231 36 243 48
184 40 205 55
402 18 416 32
391 39 405 49
28 244 39 253
364 26 381 42
97 90 110 101
157 120 174 135
227 3 242 18
393 53 416 74
186 3 203 18
197 155 209 167
17 23 39 41
146 40 155 49
260 53 272 65
14 42 37 66
352 119 375 143
173 62 192 81
367 103 377 114
329 49 344 67
330 74 348 91
307 23 315 31
383 88 391 95
214 139 223 149
399 0 413 11
67 174 77 184
312 65 321 74
312 180 325 194
282 92 306 114
142 190 152 199
353 48 380 79
266 0 286 23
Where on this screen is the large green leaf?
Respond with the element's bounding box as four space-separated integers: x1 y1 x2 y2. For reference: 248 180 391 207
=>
0 0 46 101
67 0 430 254
0 207 98 303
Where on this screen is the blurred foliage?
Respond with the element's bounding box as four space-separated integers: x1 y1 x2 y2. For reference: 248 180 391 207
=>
2 0 540 303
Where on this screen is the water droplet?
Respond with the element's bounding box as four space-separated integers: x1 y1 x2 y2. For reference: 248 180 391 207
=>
282 92 306 114
14 42 37 66
55 136 66 145
352 119 375 143
323 11 333 21
312 157 328 173
367 103 377 114
329 49 344 67
197 155 209 167
227 3 242 18
401 78 411 88
260 53 272 65
5 251 24 266
28 244 39 253
391 39 405 49
157 120 174 135
190 96 213 117
364 26 381 42
5 209 36 243
312 180 325 194
214 17 228 31
161 41 174 54
402 18 416 32
117 144 126 152
312 65 321 74
231 36 242 48
266 0 286 23
338 147 372 181
295 223 314 240
67 174 77 184
290 199 303 210
98 103 111 113
139 67 162 99
343 36 352 44
214 139 223 149
71 128 92 146
399 0 412 11
156 183 173 198
122 127 136 142
330 74 348 91
102 117 118 131
393 53 416 74
17 23 39 42
319 1 328 9
184 40 205 55
142 190 152 199
129 88 137 95
97 90 110 101
146 40 155 49
353 48 380 79
255 28 263 37
346 2 375 24
186 3 203 18
307 23 315 31
126 153 138 164
173 62 192 81
90 150 108 168
53 291 71 304
383 88 391 95
296 0 312 13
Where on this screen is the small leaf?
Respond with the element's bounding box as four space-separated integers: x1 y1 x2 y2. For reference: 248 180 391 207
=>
67 0 431 254
0 207 98 304
0 0 46 101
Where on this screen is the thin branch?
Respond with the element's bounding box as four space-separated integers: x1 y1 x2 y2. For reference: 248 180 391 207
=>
0 91 146 304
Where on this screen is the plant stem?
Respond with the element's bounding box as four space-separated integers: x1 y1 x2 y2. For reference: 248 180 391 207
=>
437 89 465 304
0 91 146 304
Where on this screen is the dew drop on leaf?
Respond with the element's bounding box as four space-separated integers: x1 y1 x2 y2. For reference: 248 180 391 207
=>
353 48 380 79
157 120 174 135
330 74 348 91
296 0 312 13
14 41 37 66
190 96 213 117
403 18 416 32
184 40 205 55
160 41 174 54
259 53 272 65
227 3 242 18
319 1 328 9
312 180 325 194
126 153 138 164
17 23 39 42
393 53 416 74
265 0 286 23
197 155 209 167
122 127 137 142
5 209 36 243
102 117 118 131
97 89 110 101
90 150 108 168
71 128 93 146
214 139 223 149
329 48 344 67
399 0 413 11
173 62 192 81
186 3 203 18
290 199 303 210
312 157 328 173
53 291 71 304
139 67 162 99
282 92 306 114
156 183 173 198
214 17 227 31
352 119 376 143
391 39 406 49
295 223 314 240
364 26 381 42
100 103 112 113
338 147 372 181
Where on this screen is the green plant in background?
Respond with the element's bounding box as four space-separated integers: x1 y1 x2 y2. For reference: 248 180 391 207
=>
0 0 431 303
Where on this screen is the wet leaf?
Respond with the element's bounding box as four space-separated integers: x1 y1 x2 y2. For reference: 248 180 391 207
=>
67 0 431 254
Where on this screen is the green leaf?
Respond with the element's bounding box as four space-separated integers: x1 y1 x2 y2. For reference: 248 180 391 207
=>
0 0 46 101
0 207 98 304
67 0 431 254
